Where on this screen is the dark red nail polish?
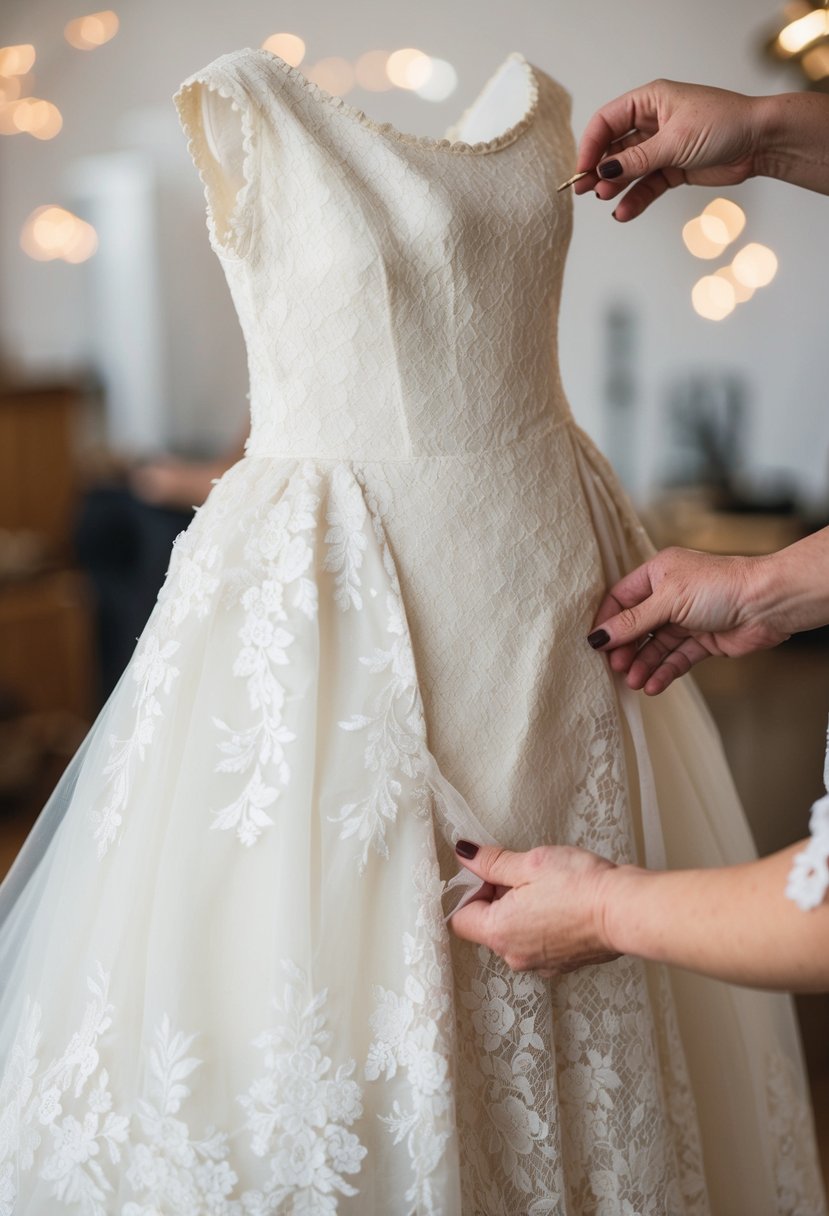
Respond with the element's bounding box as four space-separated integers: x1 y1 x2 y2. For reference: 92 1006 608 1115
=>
587 629 610 649
455 840 479 859
599 159 622 179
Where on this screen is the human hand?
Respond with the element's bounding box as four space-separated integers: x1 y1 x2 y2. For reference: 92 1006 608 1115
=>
587 546 791 694
573 79 761 222
448 842 621 976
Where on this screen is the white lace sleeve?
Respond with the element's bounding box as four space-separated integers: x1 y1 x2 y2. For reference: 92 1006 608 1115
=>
785 714 829 910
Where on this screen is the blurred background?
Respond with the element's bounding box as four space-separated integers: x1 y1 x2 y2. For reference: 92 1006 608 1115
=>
0 0 827 1182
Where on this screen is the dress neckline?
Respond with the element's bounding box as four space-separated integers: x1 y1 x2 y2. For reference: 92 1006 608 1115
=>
244 47 540 156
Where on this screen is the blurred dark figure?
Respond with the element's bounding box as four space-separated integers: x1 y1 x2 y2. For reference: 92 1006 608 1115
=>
71 426 248 709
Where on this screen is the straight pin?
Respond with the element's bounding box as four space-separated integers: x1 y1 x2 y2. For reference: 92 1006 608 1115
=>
556 170 590 193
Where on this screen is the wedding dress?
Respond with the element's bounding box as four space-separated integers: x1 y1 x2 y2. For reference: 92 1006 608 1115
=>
0 45 825 1215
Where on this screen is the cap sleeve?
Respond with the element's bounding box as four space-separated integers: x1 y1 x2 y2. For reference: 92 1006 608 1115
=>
172 60 260 261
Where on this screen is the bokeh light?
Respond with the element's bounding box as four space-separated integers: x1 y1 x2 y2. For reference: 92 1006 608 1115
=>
413 57 457 102
21 205 98 263
682 215 729 259
715 264 755 304
386 48 433 90
692 274 736 321
64 11 119 51
776 7 829 55
732 243 778 288
702 197 746 243
354 50 394 91
0 45 36 76
261 33 306 66
305 57 355 96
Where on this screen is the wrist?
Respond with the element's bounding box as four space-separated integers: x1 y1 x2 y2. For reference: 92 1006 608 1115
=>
753 536 829 635
595 862 649 957
752 91 829 191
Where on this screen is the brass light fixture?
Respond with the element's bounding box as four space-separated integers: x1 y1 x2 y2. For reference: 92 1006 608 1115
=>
765 0 829 89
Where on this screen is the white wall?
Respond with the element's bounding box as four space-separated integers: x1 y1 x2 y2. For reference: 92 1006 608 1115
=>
1 0 826 494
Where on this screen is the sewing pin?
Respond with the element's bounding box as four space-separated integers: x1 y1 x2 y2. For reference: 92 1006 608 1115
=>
556 170 590 193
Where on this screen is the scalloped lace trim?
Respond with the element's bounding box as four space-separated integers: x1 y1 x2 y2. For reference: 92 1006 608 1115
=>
246 46 540 155
172 68 258 260
786 716 829 911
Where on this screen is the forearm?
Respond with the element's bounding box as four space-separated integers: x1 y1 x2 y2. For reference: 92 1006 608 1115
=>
753 91 829 194
601 841 829 992
750 524 829 635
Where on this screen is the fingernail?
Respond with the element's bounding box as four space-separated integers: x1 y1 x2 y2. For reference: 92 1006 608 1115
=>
455 840 479 859
611 208 619 221
587 629 610 649
598 159 622 179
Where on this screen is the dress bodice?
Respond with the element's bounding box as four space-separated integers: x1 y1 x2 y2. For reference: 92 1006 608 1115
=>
173 47 577 460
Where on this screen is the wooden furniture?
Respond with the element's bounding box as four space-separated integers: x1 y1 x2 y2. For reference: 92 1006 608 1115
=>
0 381 99 782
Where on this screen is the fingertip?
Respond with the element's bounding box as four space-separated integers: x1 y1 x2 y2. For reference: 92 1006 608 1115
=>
455 839 479 860
587 628 610 651
597 158 623 181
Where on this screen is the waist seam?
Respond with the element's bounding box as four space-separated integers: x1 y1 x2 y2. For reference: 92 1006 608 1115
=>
244 414 572 464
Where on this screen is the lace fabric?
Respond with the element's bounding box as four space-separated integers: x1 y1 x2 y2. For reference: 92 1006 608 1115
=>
0 41 825 1215
786 716 829 910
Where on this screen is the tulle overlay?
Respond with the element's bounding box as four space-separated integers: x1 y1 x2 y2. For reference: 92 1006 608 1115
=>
0 429 825 1214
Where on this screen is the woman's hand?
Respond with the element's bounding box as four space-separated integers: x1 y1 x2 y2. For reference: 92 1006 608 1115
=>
587 546 790 694
574 79 829 219
588 531 829 694
573 79 761 221
450 839 829 992
448 843 622 976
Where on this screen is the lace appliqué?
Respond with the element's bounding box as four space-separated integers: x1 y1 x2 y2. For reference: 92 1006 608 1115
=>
0 962 129 1216
1 959 369 1215
328 468 433 871
123 1014 240 1214
209 463 321 846
237 960 367 1215
786 716 829 910
365 847 457 1212
90 529 222 857
764 1048 827 1215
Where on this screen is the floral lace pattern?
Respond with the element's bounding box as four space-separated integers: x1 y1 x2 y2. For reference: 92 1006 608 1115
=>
0 33 825 1209
365 847 458 1212
237 961 367 1214
765 1047 827 1216
786 715 829 910
209 465 321 846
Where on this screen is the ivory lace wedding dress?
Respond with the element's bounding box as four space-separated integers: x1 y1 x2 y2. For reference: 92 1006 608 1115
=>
0 45 825 1216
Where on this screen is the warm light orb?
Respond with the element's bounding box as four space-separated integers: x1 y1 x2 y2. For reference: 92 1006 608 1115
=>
0 44 36 76
386 48 433 90
21 205 98 262
715 265 754 304
777 7 829 55
692 274 736 321
261 33 305 66
702 197 746 243
413 57 457 102
306 57 355 96
682 215 728 259
354 50 394 92
11 97 62 138
65 11 119 51
732 243 778 288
